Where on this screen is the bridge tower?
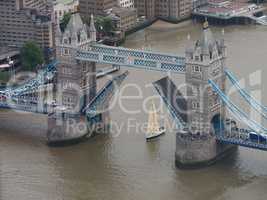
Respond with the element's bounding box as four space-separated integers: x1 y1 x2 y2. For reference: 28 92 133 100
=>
175 22 235 167
47 13 97 144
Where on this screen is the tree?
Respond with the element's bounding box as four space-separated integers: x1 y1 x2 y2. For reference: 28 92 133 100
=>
102 17 115 35
20 41 44 71
60 12 71 32
95 16 115 36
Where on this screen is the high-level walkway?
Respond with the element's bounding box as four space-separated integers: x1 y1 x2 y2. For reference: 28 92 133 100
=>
77 44 186 74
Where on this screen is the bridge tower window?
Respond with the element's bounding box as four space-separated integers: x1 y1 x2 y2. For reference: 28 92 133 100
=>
77 33 81 43
192 65 201 72
63 48 69 55
192 101 200 109
210 51 213 60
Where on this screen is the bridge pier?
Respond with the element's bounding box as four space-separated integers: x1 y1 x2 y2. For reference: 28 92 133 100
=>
47 113 89 145
175 131 237 168
47 109 111 145
87 111 111 135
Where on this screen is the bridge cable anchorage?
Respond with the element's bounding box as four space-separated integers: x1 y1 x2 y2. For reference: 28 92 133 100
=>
208 79 267 134
225 69 267 120
83 71 129 116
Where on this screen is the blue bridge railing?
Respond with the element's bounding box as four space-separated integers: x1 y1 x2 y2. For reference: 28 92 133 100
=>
76 44 186 74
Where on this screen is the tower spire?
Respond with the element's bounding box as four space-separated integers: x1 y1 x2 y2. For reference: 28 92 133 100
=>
55 22 62 45
89 14 97 42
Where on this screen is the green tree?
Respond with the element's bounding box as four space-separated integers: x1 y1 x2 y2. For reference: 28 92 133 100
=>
95 16 115 36
60 12 71 32
20 41 44 71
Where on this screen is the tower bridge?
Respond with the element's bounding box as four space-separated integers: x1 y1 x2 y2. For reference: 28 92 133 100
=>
0 14 267 168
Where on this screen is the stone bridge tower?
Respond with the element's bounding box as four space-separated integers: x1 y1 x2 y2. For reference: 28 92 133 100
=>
47 13 97 144
186 22 226 136
175 22 235 167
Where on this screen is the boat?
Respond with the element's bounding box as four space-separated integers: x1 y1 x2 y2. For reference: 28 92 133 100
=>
146 101 166 140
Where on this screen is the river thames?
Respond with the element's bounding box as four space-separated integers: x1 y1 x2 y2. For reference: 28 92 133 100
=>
1 20 267 200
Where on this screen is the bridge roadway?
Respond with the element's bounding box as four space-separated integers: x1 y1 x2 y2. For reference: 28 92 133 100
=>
217 128 267 151
217 135 267 151
76 44 186 74
153 76 188 129
209 78 267 151
84 71 129 116
0 101 53 114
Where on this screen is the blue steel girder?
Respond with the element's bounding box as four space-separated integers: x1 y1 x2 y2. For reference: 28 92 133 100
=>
0 99 53 114
84 71 129 116
13 62 57 96
76 44 186 74
216 135 267 151
0 61 57 98
0 61 57 114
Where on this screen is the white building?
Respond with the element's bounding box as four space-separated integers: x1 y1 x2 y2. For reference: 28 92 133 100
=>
118 0 134 8
52 0 79 24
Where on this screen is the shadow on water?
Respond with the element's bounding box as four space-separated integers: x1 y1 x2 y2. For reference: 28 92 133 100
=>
173 148 255 200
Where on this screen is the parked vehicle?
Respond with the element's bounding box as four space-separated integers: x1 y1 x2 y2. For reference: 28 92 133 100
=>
249 132 267 144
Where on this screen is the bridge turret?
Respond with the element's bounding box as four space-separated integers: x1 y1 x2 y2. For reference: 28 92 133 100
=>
55 22 62 46
175 22 234 168
89 14 97 42
60 13 90 47
186 22 225 64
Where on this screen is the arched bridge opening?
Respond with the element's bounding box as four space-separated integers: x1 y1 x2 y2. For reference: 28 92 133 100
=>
211 114 224 135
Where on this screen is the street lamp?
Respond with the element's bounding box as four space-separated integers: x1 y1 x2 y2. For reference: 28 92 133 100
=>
7 56 15 79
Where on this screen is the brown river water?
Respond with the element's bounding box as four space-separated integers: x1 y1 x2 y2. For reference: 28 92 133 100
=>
1 20 267 200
